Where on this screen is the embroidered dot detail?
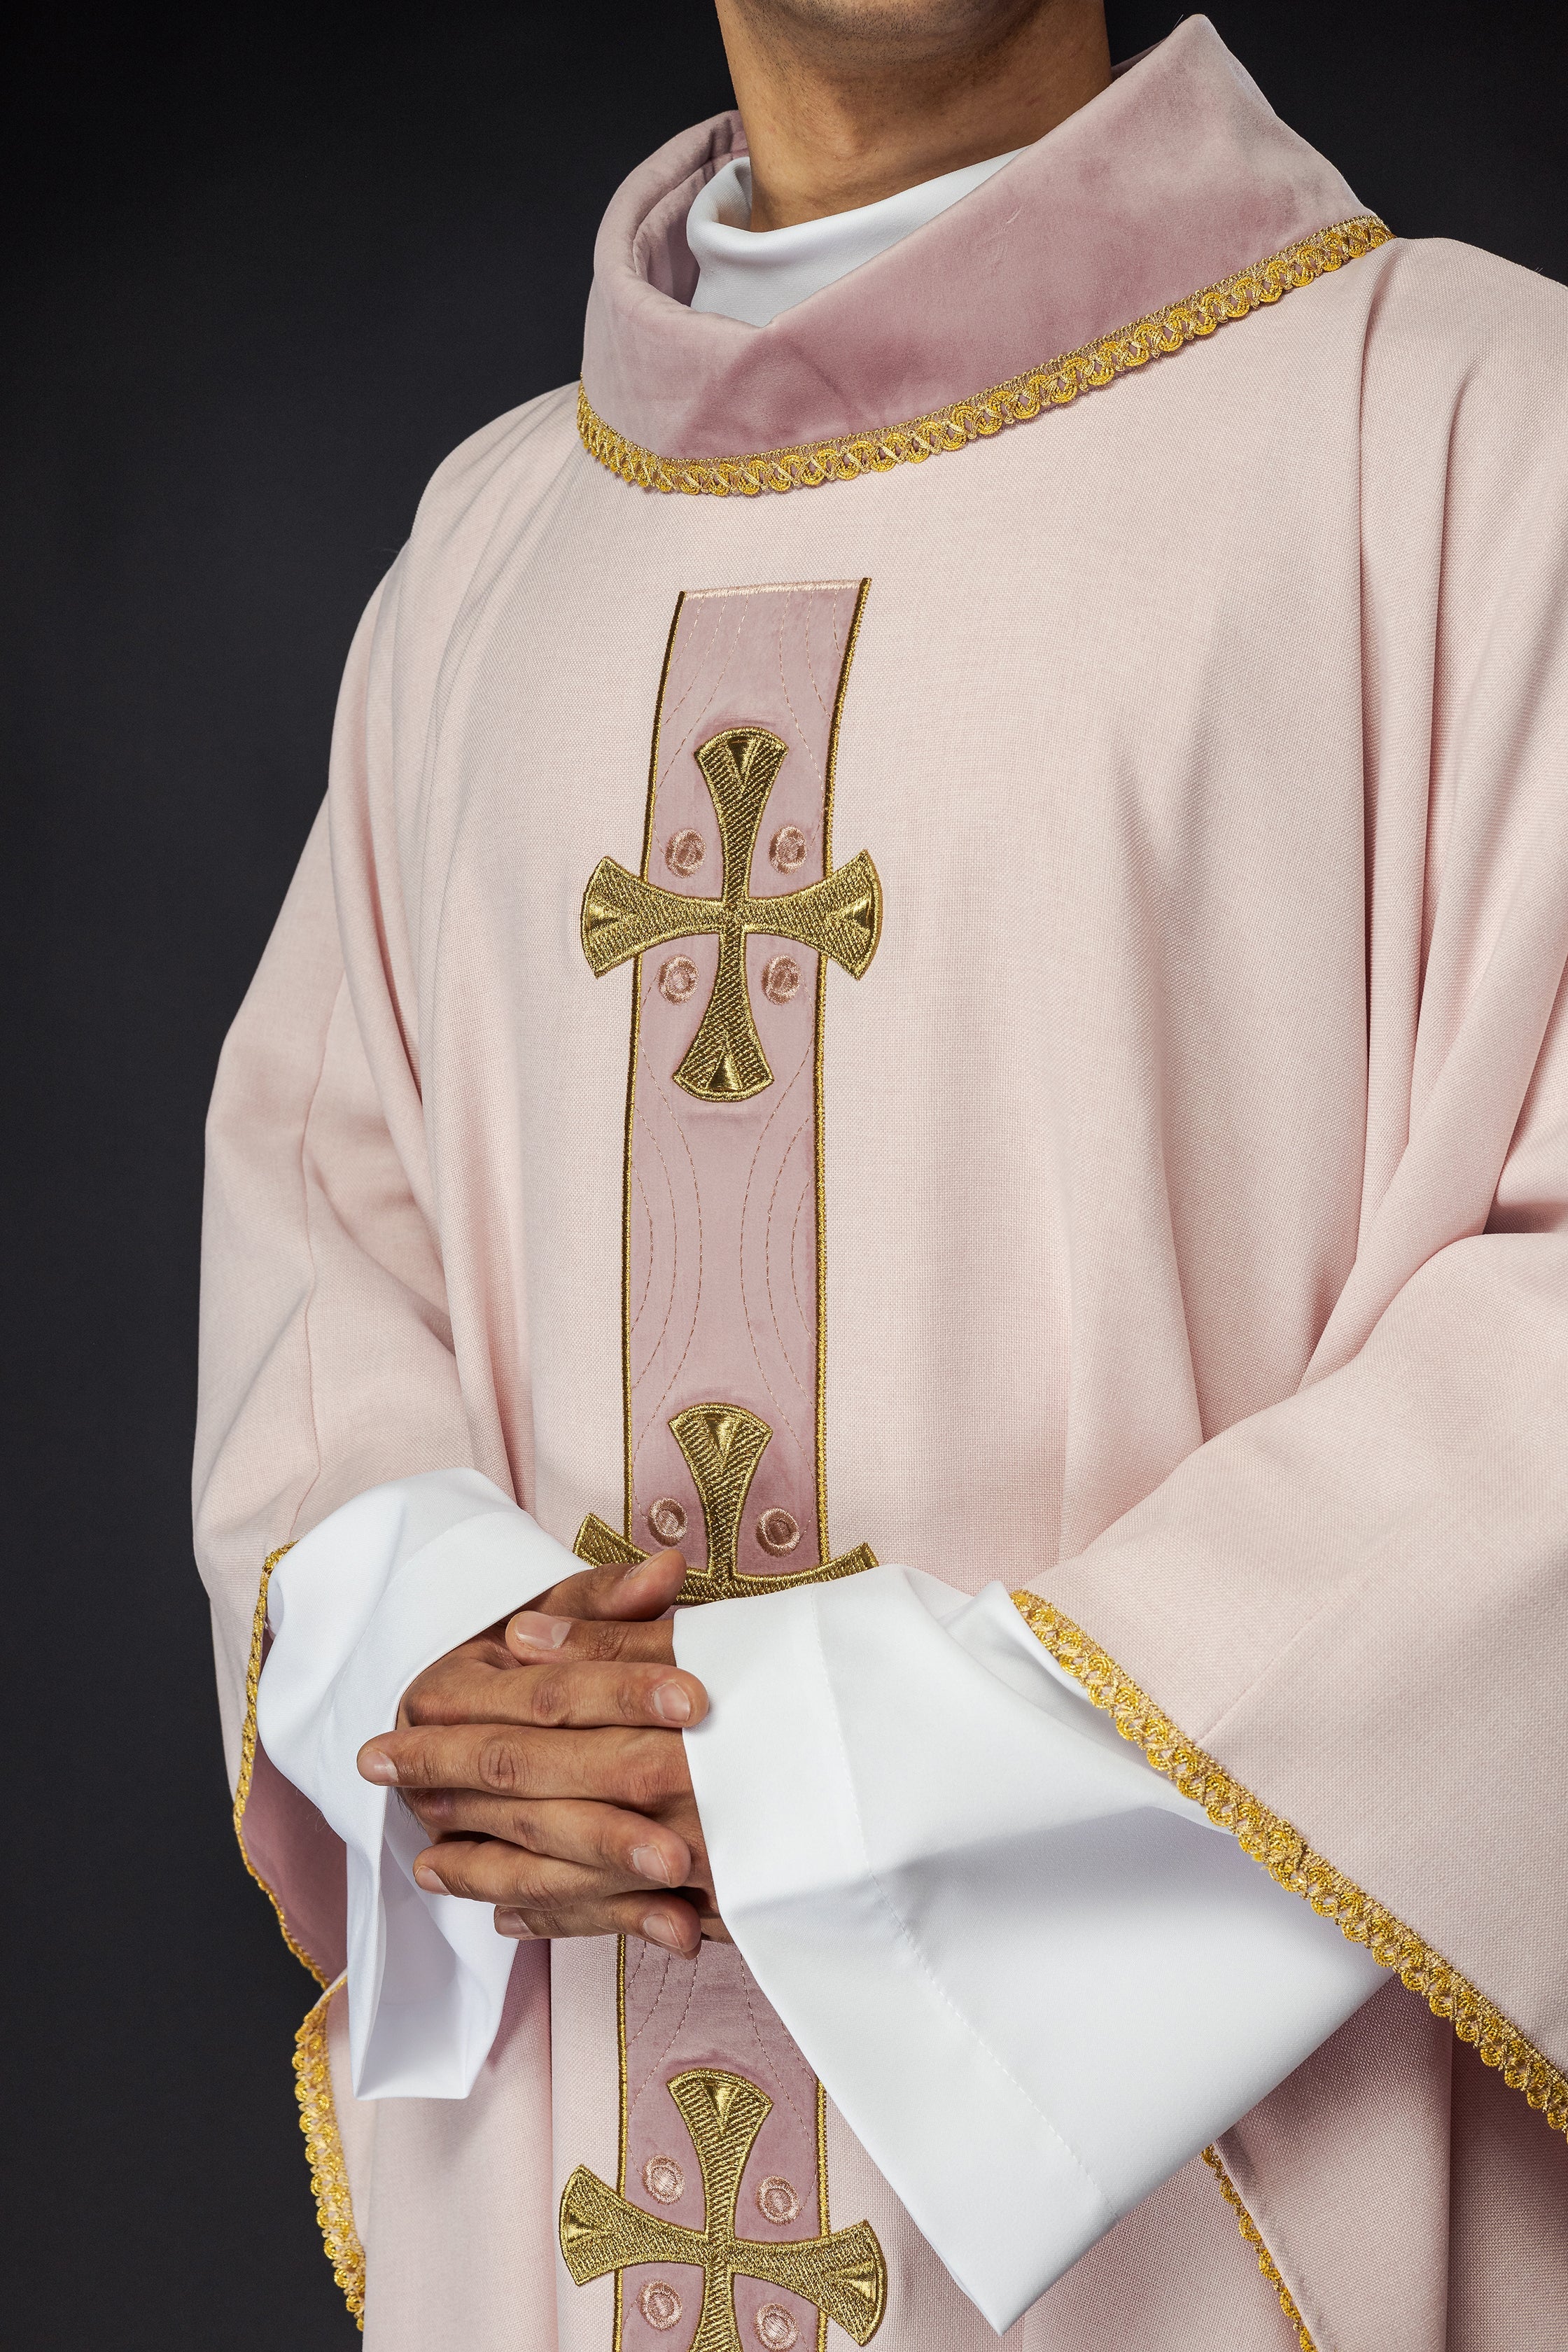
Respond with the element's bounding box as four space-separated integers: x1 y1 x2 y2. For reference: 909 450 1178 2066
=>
755 2174 802 2223
659 956 699 1005
640 2281 683 2332
755 2306 799 2350
643 2154 685 2205
665 829 706 877
755 1511 801 1559
761 955 802 1005
647 1497 688 1546
769 825 807 874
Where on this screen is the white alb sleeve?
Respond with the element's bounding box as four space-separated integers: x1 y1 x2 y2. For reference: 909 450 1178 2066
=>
255 1469 579 2100
672 1563 1384 2333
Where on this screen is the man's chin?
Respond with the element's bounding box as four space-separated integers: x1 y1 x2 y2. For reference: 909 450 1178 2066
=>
729 0 1058 67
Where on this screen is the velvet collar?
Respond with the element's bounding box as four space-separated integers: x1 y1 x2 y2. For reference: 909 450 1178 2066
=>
580 17 1372 473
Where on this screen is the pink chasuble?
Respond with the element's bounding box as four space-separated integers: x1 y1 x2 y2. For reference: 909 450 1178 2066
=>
196 15 1568 2352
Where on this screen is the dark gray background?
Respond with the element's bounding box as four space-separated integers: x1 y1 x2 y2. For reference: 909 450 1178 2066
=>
6 3 1564 2339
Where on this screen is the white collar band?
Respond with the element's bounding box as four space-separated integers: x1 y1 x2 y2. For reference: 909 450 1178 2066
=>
688 147 1022 328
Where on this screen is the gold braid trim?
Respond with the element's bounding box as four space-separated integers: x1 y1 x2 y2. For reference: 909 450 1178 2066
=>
236 1560 365 2315
295 1978 368 2329
578 214 1392 497
1201 2148 1315 2351
232 1542 328 1985
1009 1592 1568 2138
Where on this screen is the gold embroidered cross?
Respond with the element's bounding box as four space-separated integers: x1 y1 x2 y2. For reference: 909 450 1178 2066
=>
559 2067 887 2352
581 725 883 1104
573 1399 876 1604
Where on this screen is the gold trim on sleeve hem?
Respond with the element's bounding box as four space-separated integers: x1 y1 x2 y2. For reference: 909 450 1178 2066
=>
1201 2147 1315 2351
234 1556 363 2311
1009 1591 1568 2140
295 1977 368 2329
232 1542 329 1985
578 215 1392 497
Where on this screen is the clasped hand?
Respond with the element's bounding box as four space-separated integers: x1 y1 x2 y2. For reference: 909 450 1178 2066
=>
356 1549 722 1957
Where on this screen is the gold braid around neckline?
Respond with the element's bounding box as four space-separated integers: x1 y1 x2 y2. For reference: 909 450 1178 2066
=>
578 214 1392 497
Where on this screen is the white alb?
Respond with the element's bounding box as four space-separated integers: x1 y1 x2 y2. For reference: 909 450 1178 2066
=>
674 1564 1384 2330
255 1472 570 2097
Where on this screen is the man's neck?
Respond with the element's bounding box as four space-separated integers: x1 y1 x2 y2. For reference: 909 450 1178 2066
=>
713 0 1112 232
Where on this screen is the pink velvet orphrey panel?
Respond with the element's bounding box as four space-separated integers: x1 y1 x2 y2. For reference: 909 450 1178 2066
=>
557 580 896 2352
574 578 884 1597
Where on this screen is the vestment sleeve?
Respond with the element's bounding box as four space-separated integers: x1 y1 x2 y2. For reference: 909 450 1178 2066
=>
1022 309 1568 2154
1026 1122 1568 2118
193 562 538 1987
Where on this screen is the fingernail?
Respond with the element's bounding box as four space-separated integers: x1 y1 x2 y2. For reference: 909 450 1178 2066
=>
643 1911 689 1953
631 1843 676 1886
360 1749 398 1784
495 1910 535 1938
652 1681 692 1724
510 1611 572 1648
413 1864 446 1893
621 1558 652 1581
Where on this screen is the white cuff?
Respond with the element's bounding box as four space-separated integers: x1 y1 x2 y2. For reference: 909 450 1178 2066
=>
255 1469 578 2099
673 1564 1384 2332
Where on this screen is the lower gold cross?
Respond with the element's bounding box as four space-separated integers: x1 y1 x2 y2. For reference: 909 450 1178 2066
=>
574 1400 876 1604
559 2068 887 2352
